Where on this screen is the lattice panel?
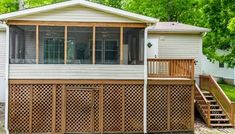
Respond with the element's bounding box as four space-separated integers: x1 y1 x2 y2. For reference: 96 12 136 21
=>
147 85 168 131
9 82 193 133
93 89 100 132
170 85 192 131
32 85 53 133
9 85 31 133
55 85 62 133
103 84 123 132
66 89 92 132
124 85 143 132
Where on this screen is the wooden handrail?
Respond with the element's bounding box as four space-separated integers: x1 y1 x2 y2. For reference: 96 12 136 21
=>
200 75 235 126
195 84 209 104
209 75 232 104
195 83 210 127
147 59 194 79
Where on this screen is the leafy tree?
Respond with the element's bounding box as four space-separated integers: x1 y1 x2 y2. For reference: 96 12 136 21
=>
90 0 123 9
202 0 235 67
0 0 18 14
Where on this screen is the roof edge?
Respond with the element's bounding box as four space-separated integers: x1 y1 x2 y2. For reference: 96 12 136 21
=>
0 0 159 23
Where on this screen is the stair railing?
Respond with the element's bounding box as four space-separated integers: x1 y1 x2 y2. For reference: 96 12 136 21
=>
200 75 235 126
195 84 211 127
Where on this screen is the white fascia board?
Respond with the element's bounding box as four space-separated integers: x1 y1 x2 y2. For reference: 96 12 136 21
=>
0 0 159 23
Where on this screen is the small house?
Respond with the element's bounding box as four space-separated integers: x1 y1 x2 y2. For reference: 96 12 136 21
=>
1 0 231 134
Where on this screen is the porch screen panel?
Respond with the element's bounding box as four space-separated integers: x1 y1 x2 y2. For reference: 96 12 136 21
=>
123 28 144 65
39 26 65 64
67 27 92 64
95 27 120 64
9 25 36 64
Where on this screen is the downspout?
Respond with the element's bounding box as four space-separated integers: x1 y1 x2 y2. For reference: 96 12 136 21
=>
144 25 151 134
0 22 10 134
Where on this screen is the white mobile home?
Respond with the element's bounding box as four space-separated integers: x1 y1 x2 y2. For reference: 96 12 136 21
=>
0 0 223 134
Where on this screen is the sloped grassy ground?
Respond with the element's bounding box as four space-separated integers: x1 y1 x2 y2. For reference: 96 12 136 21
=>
219 84 235 102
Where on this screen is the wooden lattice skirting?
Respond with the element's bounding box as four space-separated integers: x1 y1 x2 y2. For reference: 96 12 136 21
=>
8 79 194 133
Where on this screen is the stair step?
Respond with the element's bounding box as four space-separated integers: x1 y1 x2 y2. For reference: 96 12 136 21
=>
201 104 220 108
210 124 232 127
205 95 214 98
204 108 223 111
210 105 220 107
203 109 223 114
208 100 216 102
210 114 226 116
210 119 229 121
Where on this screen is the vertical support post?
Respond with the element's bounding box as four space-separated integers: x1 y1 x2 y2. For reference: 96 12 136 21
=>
93 26 96 64
191 59 195 79
99 85 104 133
91 90 94 132
61 85 66 133
120 26 124 64
52 85 57 134
191 84 195 130
64 26 68 64
230 103 235 126
169 60 172 77
29 84 33 134
36 25 39 64
207 102 211 127
208 76 211 92
122 85 125 132
167 85 171 131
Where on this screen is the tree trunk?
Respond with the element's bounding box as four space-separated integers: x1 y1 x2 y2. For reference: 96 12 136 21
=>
18 0 25 10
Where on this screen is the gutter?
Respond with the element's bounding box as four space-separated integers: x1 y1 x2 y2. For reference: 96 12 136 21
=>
143 25 152 134
0 22 9 134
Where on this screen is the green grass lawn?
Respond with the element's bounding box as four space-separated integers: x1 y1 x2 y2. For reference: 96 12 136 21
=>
219 84 235 102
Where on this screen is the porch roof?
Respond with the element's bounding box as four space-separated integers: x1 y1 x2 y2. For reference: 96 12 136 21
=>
0 0 158 23
148 22 211 33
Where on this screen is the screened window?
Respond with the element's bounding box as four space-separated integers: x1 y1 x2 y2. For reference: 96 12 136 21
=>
39 26 65 64
95 27 120 64
67 27 92 64
124 28 144 65
9 25 36 64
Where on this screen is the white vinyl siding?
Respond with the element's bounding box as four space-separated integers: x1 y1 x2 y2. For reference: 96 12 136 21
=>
9 65 144 79
13 5 141 23
0 30 6 102
0 31 6 77
152 34 202 76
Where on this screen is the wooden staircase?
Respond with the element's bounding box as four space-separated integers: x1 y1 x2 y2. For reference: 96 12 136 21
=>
195 75 235 128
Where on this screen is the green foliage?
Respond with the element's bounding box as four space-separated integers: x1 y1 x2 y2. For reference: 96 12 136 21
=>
202 0 235 67
0 0 18 14
24 0 64 8
228 17 235 33
91 0 123 9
